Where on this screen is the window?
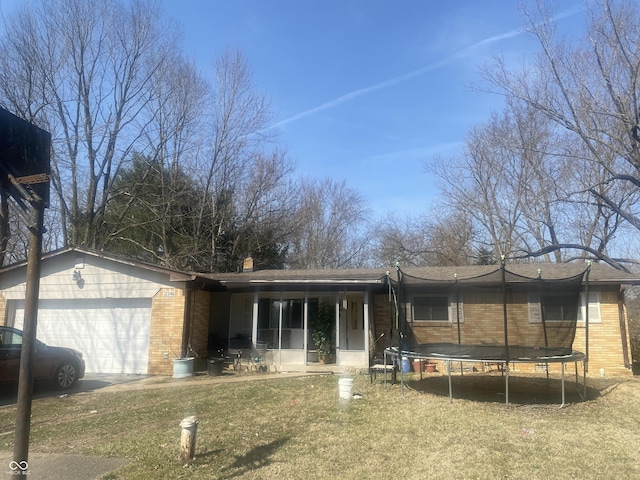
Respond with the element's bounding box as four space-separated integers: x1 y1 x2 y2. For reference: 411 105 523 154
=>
541 294 578 322
258 298 303 329
412 294 463 323
577 292 601 324
0 328 22 347
529 291 600 324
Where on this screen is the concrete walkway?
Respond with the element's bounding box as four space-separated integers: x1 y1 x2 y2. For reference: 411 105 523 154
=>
1 452 130 480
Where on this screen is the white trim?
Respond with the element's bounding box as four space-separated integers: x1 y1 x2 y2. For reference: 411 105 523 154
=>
578 291 601 324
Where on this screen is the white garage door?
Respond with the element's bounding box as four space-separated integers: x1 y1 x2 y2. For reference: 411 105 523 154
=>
13 298 151 374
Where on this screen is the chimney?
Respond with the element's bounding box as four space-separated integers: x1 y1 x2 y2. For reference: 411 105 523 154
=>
242 256 254 272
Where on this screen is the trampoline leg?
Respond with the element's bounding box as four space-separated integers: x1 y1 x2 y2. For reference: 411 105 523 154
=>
383 350 387 388
448 360 452 404
400 354 405 399
560 362 566 408
583 361 587 401
505 363 509 405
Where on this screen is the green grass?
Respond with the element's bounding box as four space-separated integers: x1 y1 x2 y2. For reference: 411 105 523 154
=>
1 372 640 479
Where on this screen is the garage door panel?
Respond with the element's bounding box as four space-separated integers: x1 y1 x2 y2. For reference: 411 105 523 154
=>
13 298 151 374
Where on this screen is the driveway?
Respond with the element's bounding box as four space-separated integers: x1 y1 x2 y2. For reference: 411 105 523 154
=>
0 373 152 408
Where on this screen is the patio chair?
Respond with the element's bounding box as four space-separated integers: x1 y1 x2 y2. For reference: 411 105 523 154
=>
228 347 249 372
369 351 395 383
250 342 268 372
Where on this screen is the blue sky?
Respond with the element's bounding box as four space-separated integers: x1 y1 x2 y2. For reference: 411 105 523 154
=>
159 0 584 217
1 0 585 218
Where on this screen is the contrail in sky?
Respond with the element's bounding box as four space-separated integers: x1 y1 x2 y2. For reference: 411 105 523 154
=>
270 7 581 130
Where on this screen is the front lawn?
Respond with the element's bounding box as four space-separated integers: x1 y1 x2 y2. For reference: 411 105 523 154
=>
1 372 639 479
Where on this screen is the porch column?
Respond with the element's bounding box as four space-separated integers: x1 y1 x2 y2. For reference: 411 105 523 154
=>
303 294 309 366
364 291 370 358
335 296 340 364
251 292 259 345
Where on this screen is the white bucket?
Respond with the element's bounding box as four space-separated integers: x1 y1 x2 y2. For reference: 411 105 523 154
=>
338 377 354 401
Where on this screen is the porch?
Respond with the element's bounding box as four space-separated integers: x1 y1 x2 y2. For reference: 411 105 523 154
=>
215 291 373 371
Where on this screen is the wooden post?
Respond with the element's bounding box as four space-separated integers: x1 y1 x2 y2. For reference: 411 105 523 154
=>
179 416 199 464
13 198 45 471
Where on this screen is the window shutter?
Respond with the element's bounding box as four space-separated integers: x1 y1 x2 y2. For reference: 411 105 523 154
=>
528 292 542 323
578 292 601 323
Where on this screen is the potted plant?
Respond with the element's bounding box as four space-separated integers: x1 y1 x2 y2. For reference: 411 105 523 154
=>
311 303 334 364
167 340 196 378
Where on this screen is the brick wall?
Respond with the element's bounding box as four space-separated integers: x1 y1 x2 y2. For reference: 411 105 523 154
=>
373 285 633 377
147 288 212 375
571 288 631 376
189 289 211 359
148 287 186 375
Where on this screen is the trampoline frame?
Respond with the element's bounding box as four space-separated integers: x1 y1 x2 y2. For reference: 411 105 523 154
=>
384 347 586 407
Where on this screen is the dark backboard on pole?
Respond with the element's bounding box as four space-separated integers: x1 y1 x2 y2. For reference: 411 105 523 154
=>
0 108 51 206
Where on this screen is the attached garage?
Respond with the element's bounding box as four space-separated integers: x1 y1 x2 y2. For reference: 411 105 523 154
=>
11 298 152 374
0 248 218 375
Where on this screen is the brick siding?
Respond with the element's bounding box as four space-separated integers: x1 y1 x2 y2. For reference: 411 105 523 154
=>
373 285 633 377
147 287 186 375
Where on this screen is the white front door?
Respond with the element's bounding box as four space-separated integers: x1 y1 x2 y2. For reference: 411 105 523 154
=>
342 298 364 351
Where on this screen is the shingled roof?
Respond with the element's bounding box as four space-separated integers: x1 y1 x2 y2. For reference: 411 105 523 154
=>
209 262 640 287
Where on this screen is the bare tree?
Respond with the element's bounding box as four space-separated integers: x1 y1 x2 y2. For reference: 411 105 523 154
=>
100 53 210 267
0 0 180 251
287 177 371 269
371 209 475 267
478 0 640 269
429 92 630 267
223 150 299 270
193 49 278 271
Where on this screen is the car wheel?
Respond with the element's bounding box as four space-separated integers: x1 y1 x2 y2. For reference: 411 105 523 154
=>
53 363 78 390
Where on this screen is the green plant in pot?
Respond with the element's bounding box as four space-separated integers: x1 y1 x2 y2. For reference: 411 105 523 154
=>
311 303 334 363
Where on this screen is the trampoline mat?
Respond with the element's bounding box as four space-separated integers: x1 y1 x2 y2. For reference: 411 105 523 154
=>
398 343 582 362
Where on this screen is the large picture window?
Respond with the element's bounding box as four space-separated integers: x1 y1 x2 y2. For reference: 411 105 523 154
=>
257 297 305 349
258 298 304 329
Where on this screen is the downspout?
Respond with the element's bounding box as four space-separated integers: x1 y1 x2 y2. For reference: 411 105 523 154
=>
182 284 194 358
584 264 591 372
618 285 631 369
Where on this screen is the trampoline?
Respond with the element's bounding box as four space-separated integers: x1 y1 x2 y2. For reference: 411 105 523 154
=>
384 346 585 407
379 259 592 407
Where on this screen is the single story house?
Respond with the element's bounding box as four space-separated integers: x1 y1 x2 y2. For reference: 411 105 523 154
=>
1 248 638 377
209 262 639 377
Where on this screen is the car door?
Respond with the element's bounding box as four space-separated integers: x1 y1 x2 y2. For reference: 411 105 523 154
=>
0 327 23 383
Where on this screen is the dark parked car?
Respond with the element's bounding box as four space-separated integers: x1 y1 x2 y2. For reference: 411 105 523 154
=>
0 326 85 390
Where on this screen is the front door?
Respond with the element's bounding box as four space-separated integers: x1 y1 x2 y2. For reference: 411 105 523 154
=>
342 298 364 351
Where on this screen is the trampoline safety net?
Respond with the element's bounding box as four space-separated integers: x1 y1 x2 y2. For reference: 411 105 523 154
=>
392 262 589 363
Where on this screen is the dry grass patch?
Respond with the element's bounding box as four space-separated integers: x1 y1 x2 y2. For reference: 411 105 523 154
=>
1 372 639 479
